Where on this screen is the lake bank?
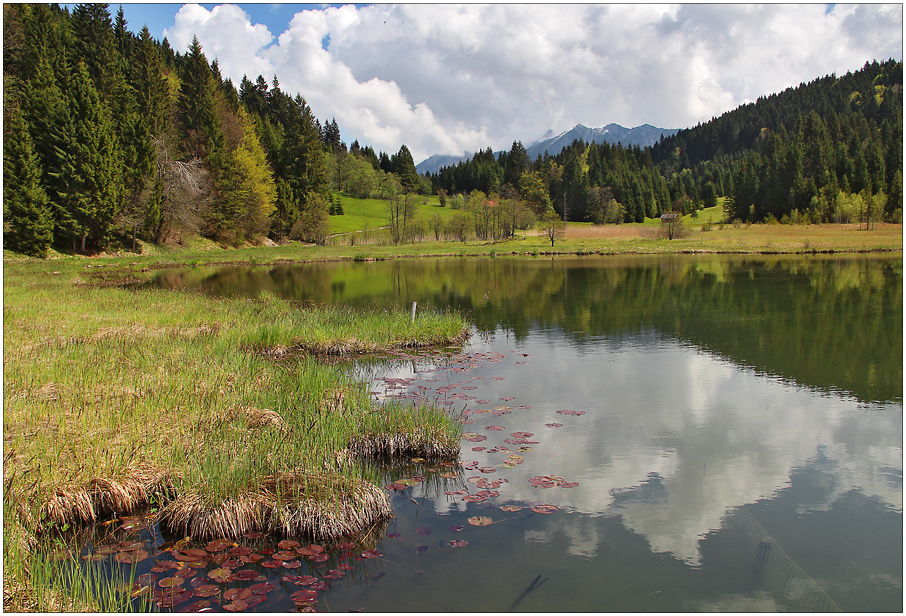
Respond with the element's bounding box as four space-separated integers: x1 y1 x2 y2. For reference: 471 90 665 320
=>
2 257 469 610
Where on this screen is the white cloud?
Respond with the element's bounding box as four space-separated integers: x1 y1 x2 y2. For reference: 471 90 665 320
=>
164 3 902 163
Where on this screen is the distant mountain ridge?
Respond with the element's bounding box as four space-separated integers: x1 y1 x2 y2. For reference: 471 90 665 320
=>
415 122 679 174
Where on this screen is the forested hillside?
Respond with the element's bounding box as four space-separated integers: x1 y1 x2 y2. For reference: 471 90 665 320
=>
428 59 902 226
3 3 902 258
2 3 419 257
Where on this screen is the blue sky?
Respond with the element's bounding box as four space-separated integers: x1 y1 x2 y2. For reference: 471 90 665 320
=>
105 4 902 163
118 3 319 41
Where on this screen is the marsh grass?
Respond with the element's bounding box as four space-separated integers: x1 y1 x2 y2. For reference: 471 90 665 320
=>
4 257 468 609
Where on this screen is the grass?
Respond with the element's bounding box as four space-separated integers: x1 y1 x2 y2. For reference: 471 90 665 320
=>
328 193 457 236
3 255 470 609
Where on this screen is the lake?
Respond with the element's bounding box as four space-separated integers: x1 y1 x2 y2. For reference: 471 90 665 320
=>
119 255 902 611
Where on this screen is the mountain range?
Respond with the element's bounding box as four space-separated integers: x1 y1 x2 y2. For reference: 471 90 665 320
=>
415 122 680 175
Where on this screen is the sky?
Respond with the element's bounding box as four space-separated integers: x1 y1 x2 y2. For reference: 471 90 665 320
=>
117 3 904 164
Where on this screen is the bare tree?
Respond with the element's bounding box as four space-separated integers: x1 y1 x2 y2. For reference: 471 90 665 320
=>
152 138 210 243
539 209 564 246
660 211 686 240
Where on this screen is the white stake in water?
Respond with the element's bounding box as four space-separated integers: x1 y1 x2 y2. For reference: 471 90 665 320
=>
411 301 417 323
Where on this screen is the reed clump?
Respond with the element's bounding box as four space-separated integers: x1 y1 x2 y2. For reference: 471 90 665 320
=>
4 256 468 609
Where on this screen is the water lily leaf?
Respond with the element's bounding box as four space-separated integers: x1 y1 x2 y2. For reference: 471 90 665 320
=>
114 549 149 564
336 542 356 551
282 559 303 568
116 540 146 552
439 472 459 479
310 581 328 591
323 569 346 579
462 494 487 503
219 558 243 569
205 539 234 553
158 576 185 589
223 599 248 612
545 422 563 428
448 540 469 548
192 584 219 598
416 546 428 554
260 560 282 569
385 483 407 491
360 549 384 559
291 589 319 601
338 563 355 571
468 516 493 526
510 432 533 438
448 526 465 532
242 531 263 540
278 539 300 550
484 426 505 431
532 504 559 514
229 570 259 582
500 505 522 512
273 550 297 561
560 481 580 488
308 553 329 563
294 575 319 586
416 526 432 536
472 446 487 452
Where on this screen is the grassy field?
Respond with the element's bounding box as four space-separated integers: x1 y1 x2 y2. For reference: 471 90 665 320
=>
328 193 455 236
2 252 469 610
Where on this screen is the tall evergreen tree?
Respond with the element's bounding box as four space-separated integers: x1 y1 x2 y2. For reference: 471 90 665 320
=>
4 103 54 256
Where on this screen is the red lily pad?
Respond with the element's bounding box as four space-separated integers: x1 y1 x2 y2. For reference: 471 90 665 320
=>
294 575 319 586
242 531 263 540
532 504 559 514
192 584 220 598
360 549 383 559
468 516 493 526
322 569 345 579
308 544 325 554
291 589 319 601
385 483 407 491
223 600 248 612
462 494 487 503
336 542 356 550
278 539 300 550
484 426 505 431
310 581 328 591
205 539 234 552
260 560 282 569
545 422 563 428
219 558 242 569
114 549 149 564
556 409 585 416
273 550 297 561
500 396 515 401
159 576 186 588
500 505 522 512
282 559 303 568
462 433 487 442
416 526 432 536
208 568 231 583
448 540 469 548
229 570 259 582
560 481 580 488
224 587 253 602
510 432 534 438
308 553 329 563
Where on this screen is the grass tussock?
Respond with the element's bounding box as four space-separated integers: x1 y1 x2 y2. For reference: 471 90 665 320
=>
4 256 468 609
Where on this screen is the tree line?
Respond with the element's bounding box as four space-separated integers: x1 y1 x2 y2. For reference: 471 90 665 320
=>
3 3 421 257
4 4 902 257
427 59 902 227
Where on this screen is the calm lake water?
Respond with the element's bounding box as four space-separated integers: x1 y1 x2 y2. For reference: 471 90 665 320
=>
109 255 902 611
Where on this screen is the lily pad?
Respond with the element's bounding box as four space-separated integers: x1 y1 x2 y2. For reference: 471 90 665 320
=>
322 569 345 579
462 494 487 503
260 560 282 569
500 505 523 512
416 546 429 554
278 539 300 550
532 504 559 514
291 589 319 601
192 584 220 598
205 539 234 553
294 575 320 586
159 576 185 588
448 525 465 532
360 549 383 559
223 599 248 612
282 559 303 568
114 549 149 564
336 542 356 550
242 531 263 540
468 516 493 526
224 587 253 602
416 526 432 536
484 425 505 431
510 432 534 438
208 568 231 583
448 540 469 548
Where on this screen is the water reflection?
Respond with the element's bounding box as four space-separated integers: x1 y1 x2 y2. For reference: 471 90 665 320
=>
144 255 902 611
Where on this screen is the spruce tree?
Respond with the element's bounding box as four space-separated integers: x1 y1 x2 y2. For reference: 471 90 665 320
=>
4 103 53 257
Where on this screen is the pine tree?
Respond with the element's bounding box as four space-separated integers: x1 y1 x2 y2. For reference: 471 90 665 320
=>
4 103 53 256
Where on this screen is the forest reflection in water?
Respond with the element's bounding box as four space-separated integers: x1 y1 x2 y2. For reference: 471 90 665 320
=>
147 254 902 611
